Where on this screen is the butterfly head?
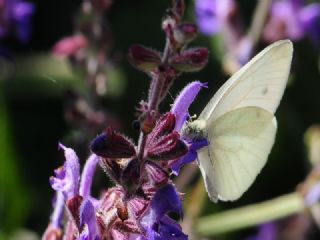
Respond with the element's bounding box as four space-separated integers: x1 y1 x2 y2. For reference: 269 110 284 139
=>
182 119 207 141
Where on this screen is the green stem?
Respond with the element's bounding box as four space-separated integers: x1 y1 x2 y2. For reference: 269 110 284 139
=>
196 192 305 237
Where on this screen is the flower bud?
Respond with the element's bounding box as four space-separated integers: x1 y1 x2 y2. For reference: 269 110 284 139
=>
121 158 141 194
66 195 83 229
128 45 162 72
52 35 88 58
173 23 198 45
90 128 136 159
147 132 188 161
128 197 149 219
171 47 209 72
145 161 169 186
100 158 128 184
148 113 176 143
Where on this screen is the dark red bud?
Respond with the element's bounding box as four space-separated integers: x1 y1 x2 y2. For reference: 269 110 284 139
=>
147 132 188 161
145 161 169 186
116 201 129 221
171 48 209 72
140 112 156 134
91 128 136 159
147 113 176 147
174 23 198 44
100 158 128 184
113 219 143 235
128 45 162 72
66 195 83 229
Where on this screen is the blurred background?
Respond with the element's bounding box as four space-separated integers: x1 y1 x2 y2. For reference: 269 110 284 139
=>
1 0 320 239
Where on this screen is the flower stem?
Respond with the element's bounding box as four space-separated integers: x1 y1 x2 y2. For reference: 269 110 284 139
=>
137 39 172 162
196 192 305 237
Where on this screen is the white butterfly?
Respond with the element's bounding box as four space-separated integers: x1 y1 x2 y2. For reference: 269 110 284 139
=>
182 40 293 202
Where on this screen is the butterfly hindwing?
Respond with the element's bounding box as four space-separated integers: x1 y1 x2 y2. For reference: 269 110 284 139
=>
198 107 277 201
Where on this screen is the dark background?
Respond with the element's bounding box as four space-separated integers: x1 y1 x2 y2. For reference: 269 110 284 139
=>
1 0 320 239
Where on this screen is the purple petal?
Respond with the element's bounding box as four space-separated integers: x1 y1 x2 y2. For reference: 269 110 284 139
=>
140 184 187 240
79 199 100 240
50 191 65 229
50 143 80 200
171 81 207 132
149 184 182 221
79 154 100 198
171 139 208 175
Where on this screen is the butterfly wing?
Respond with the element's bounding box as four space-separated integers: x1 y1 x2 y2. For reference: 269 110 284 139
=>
198 107 277 201
199 40 293 122
197 40 293 201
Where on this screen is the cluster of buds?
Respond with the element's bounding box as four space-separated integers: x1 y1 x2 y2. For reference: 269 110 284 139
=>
43 0 209 239
128 0 208 132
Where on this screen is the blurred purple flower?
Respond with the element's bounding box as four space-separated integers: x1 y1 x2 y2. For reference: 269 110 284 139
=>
246 222 277 240
263 0 320 46
195 0 235 36
305 181 320 206
0 0 35 43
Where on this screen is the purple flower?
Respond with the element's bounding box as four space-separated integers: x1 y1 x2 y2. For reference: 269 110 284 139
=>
0 0 35 43
79 199 100 240
195 0 235 35
170 81 209 174
140 184 188 240
246 222 277 240
171 81 207 132
263 0 320 46
50 143 80 200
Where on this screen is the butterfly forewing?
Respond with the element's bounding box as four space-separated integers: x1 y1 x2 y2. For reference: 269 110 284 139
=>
199 40 293 123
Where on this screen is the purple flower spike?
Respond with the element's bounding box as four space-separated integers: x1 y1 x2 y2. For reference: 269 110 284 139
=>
195 0 235 36
50 143 80 200
80 154 100 198
141 184 187 240
171 81 207 132
79 199 100 240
